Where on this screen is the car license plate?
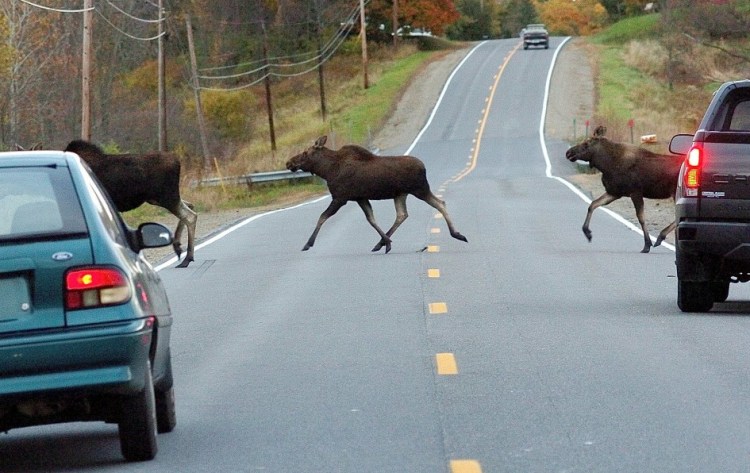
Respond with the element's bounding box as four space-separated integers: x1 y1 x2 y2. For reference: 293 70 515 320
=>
0 274 31 319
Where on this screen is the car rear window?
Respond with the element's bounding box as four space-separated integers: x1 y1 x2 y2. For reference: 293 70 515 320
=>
0 166 87 240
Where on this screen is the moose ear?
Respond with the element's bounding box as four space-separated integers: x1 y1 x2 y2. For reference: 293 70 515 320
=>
314 136 327 148
594 126 606 137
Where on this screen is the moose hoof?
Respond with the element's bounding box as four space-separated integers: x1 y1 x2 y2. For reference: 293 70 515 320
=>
640 246 651 254
172 243 183 259
654 236 665 247
175 256 193 268
453 233 468 243
583 229 592 242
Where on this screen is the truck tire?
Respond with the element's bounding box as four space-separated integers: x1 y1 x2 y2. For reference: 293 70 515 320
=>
678 279 714 312
711 280 730 303
119 361 158 461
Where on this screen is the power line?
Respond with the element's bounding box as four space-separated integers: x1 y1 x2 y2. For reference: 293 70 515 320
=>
196 2 362 89
95 9 165 41
17 0 93 13
104 0 164 24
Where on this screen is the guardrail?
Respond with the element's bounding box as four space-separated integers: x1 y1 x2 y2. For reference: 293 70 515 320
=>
196 170 318 188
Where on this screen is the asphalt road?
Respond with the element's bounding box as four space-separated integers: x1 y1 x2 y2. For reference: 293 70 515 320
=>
5 38 750 473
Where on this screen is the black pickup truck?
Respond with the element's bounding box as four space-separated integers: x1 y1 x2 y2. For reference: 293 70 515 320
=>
670 80 750 312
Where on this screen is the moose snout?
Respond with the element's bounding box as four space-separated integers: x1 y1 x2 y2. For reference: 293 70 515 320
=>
286 159 299 172
565 148 577 162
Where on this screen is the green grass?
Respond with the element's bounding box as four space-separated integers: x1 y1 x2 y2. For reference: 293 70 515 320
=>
596 46 650 121
591 13 660 45
330 51 432 143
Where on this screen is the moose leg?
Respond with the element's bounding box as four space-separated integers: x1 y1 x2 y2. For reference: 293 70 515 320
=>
418 193 468 243
372 195 408 252
303 199 347 251
630 194 652 253
356 200 393 253
583 192 619 242
173 200 198 268
654 220 676 248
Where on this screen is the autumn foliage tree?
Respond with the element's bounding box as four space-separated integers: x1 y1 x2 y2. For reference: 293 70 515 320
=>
535 0 608 36
368 0 460 38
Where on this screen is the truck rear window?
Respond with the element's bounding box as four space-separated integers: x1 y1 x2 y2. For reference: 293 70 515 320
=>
0 167 87 240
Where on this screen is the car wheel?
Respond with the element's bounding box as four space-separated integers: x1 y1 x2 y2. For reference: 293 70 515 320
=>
678 279 714 312
119 361 158 461
156 382 177 434
711 280 730 303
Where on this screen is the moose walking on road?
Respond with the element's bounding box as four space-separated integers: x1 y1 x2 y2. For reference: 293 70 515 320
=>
565 126 682 253
64 140 198 268
286 136 468 253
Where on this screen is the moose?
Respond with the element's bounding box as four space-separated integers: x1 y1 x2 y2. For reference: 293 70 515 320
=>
565 126 682 253
63 140 198 268
286 135 467 253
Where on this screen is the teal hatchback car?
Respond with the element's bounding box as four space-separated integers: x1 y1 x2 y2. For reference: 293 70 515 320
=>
0 150 176 461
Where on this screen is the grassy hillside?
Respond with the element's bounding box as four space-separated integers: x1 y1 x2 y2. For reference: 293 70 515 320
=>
588 13 721 148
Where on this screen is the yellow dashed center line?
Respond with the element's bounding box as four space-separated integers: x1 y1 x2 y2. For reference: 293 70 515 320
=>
429 302 447 314
431 228 441 234
427 268 440 278
451 459 482 473
427 245 440 253
436 353 458 375
452 42 520 183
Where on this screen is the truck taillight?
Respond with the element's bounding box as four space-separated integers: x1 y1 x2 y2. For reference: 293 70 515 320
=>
683 144 702 196
65 267 131 309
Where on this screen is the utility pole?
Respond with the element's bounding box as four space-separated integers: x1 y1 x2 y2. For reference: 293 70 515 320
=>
185 15 211 170
359 0 369 89
392 0 399 47
157 0 166 151
81 0 93 141
315 5 327 120
261 21 277 151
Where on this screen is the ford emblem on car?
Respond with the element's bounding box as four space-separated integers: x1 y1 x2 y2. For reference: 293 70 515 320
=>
52 252 73 261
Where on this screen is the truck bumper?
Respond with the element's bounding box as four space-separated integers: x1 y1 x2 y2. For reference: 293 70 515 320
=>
677 221 750 260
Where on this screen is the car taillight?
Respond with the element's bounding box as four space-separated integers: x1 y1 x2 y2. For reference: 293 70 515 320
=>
65 267 131 309
683 144 702 197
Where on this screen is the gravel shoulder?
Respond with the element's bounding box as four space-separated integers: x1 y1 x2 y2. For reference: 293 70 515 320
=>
148 38 675 265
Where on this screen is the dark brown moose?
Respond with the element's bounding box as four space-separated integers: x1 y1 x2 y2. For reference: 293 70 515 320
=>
565 126 682 253
286 135 467 253
64 140 198 268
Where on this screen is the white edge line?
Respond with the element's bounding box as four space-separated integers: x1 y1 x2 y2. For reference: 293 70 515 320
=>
539 37 675 253
158 45 482 271
405 41 487 156
154 195 330 271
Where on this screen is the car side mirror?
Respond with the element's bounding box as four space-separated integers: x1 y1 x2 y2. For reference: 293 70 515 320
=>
137 222 173 249
669 134 694 155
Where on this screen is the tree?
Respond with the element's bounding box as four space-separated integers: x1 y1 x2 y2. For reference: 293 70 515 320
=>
368 0 460 38
536 0 608 36
447 0 500 40
498 0 537 38
0 2 72 147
